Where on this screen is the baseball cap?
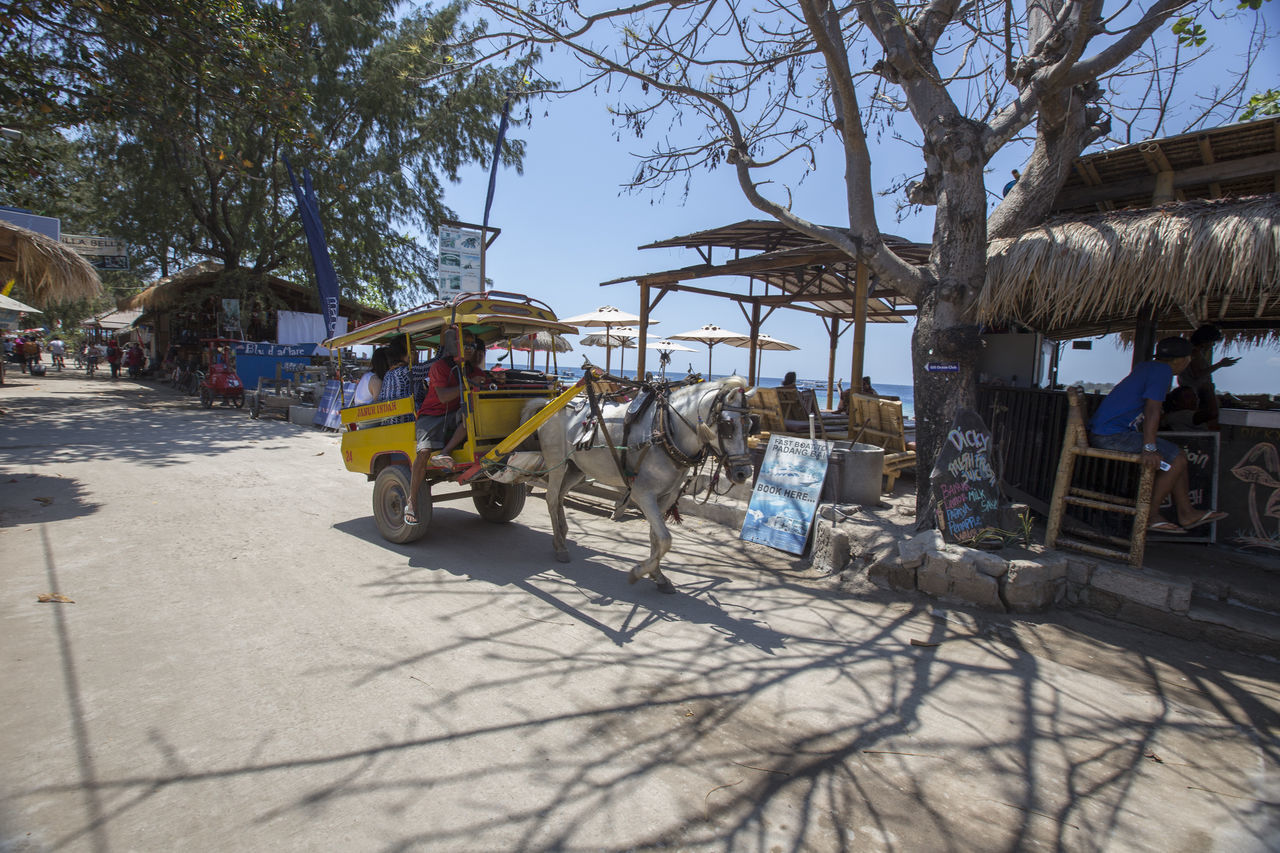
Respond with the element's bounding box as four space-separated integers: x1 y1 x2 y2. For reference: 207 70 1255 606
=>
1155 336 1192 360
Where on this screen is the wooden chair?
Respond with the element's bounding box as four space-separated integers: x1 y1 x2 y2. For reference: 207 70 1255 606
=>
1045 386 1155 568
845 392 917 491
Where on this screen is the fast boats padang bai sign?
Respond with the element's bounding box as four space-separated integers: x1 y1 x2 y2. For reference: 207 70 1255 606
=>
741 435 832 554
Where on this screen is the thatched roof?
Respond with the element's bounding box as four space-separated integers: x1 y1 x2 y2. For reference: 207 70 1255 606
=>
978 194 1280 340
0 221 102 307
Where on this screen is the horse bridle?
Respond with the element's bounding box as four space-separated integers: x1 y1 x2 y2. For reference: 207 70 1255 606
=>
656 383 758 470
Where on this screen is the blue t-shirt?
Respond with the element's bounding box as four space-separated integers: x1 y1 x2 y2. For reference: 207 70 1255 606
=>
1089 361 1174 436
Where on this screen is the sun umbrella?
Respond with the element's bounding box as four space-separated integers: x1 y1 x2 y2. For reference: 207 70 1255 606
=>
506 330 573 370
645 338 696 378
668 324 750 376
728 332 799 378
579 326 643 375
559 306 654 373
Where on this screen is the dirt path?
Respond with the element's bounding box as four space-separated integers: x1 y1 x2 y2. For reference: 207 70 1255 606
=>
2 372 1277 852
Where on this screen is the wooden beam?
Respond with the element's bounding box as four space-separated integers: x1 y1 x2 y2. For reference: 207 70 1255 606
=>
1198 134 1223 198
1053 152 1280 209
637 282 650 379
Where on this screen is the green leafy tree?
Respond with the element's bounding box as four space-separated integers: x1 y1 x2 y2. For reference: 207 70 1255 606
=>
4 1 536 310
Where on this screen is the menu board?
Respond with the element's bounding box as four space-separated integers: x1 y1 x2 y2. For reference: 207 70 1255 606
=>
931 408 1003 543
438 225 482 293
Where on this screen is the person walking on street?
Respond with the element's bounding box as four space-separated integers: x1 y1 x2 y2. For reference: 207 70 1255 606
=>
106 340 122 379
47 337 65 371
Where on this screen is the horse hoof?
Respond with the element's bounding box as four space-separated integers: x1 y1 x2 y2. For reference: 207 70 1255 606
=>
627 572 639 585
554 551 570 564
655 579 677 594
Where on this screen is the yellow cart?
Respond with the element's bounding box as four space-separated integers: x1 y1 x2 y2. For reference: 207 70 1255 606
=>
323 291 582 543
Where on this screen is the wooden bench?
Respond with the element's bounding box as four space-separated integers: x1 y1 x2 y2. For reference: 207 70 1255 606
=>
749 387 848 440
844 392 916 491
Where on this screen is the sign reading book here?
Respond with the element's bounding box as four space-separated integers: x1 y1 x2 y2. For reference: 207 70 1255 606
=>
740 435 831 555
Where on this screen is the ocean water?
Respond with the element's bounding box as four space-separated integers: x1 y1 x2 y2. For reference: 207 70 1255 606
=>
550 365 915 420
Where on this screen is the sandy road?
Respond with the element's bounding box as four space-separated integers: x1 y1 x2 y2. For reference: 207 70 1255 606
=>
2 371 1278 852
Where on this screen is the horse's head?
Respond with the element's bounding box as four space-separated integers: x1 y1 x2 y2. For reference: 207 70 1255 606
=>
695 376 757 484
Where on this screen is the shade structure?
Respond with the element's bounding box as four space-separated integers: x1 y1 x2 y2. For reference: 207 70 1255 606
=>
559 306 654 373
0 221 102 308
668 324 751 376
645 338 696 378
728 332 799 378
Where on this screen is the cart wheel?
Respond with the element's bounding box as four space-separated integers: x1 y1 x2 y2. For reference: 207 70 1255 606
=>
233 393 244 409
200 387 213 409
373 466 431 543
472 480 527 523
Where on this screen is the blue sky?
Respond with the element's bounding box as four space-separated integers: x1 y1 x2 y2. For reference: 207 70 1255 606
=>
447 43 1278 393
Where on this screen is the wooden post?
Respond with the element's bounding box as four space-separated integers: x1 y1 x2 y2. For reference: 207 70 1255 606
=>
825 316 838 409
637 283 650 380
1132 303 1156 368
748 301 761 386
850 261 869 396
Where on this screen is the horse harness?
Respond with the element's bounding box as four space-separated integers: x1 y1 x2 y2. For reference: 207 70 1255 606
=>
579 375 756 504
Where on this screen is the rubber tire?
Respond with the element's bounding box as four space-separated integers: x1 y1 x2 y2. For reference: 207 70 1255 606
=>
373 465 431 544
200 387 213 409
233 393 244 409
472 481 527 524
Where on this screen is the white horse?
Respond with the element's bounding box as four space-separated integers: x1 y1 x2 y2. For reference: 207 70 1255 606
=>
519 376 757 593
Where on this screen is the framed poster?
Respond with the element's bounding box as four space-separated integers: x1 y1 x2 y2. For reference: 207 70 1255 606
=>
439 225 482 293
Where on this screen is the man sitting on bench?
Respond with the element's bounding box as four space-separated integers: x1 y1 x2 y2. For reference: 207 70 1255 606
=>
1088 336 1227 534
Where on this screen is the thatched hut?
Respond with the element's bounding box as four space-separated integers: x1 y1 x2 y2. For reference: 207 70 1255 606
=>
977 194 1280 339
0 221 102 307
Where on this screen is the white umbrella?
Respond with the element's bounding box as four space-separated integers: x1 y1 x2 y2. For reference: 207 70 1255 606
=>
668 323 750 376
579 326 643 375
728 332 800 378
559 306 655 373
645 338 696 378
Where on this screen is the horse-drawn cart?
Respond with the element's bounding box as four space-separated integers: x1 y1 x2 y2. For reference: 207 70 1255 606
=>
325 290 759 594
323 291 584 543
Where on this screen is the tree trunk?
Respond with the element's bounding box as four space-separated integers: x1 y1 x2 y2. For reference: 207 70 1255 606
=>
911 124 988 522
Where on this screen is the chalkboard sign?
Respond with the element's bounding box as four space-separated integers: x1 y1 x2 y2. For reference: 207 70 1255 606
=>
931 408 1003 543
1153 431 1219 543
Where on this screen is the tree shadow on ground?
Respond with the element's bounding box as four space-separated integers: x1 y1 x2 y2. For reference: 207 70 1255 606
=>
0 471 98 527
0 377 322 469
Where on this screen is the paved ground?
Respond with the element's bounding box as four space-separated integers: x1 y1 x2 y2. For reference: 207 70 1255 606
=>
2 371 1278 852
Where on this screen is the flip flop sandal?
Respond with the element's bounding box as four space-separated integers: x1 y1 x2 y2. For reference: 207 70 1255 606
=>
1182 510 1227 531
403 507 419 525
1147 521 1185 534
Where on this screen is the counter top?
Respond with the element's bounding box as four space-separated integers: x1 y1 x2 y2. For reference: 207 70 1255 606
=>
1219 408 1280 428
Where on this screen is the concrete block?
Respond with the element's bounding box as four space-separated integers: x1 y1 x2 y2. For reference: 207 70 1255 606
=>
1002 573 1060 613
1116 601 1203 641
900 529 945 568
288 405 317 426
1166 583 1192 615
1090 565 1181 611
1065 557 1095 587
1084 588 1122 617
810 524 851 573
965 549 1010 578
949 573 1005 611
918 564 951 598
1005 559 1058 587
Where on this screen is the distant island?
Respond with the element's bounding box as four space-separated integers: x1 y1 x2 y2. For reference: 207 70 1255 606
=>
1071 382 1116 394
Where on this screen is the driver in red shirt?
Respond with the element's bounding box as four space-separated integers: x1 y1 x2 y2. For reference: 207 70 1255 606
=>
405 330 489 524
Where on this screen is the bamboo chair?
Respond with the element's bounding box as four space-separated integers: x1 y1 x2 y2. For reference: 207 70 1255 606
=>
845 392 917 490
1045 386 1155 568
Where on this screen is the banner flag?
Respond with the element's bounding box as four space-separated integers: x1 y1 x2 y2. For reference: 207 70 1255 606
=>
483 98 512 230
283 155 341 341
